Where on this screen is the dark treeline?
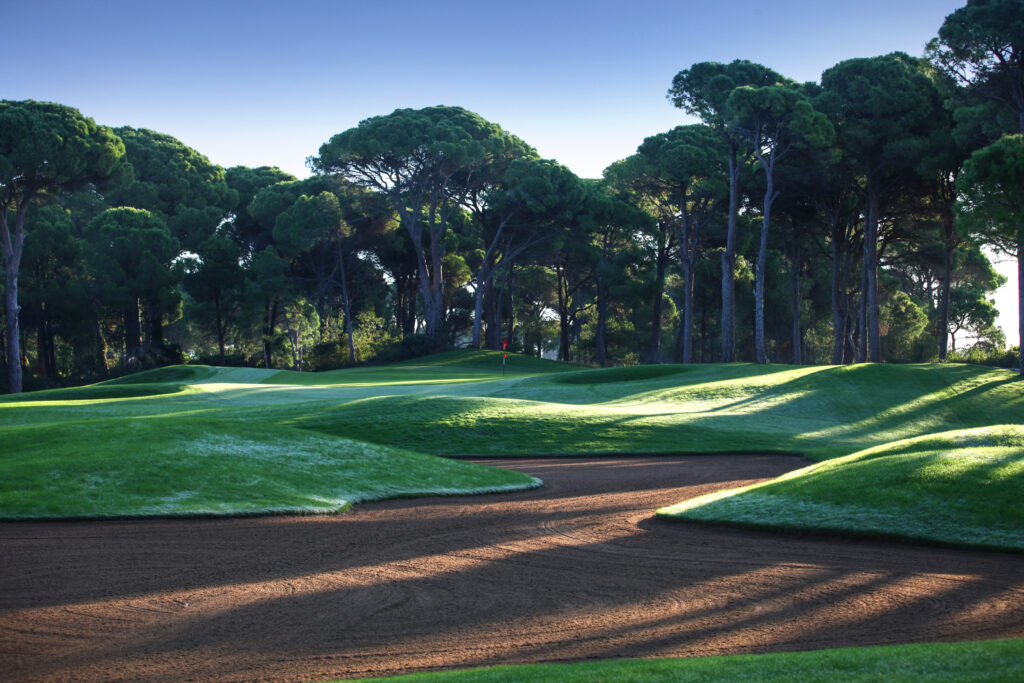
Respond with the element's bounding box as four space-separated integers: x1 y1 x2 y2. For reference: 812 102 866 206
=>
2 0 1023 393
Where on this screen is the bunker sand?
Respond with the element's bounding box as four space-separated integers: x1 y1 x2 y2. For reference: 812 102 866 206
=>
2 455 1023 681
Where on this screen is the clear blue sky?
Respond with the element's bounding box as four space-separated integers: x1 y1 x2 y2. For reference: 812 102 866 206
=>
3 0 1016 345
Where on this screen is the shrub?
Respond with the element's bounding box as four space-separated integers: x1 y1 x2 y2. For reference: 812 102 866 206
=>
947 344 1020 369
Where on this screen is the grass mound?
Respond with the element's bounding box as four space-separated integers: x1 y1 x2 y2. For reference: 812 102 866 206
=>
297 363 1024 460
0 382 189 402
552 364 690 384
3 352 1022 549
658 425 1024 550
391 349 575 374
346 637 1024 682
101 365 217 384
265 350 576 387
0 416 538 519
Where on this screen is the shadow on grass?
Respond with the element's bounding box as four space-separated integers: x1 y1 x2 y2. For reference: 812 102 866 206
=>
305 365 1023 460
0 382 190 403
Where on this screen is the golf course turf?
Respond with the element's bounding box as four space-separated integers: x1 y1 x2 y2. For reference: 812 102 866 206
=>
345 638 1024 683
1 350 1022 680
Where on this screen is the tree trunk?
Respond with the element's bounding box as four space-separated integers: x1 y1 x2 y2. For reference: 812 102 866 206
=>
938 211 955 360
424 217 445 340
472 278 486 349
721 144 740 362
124 300 142 369
557 267 570 362
471 268 489 350
791 256 802 365
1 206 26 393
404 277 418 336
650 245 668 363
338 247 356 365
1018 239 1023 378
844 286 857 364
485 272 500 350
595 266 608 367
754 169 775 365
674 302 685 363
399 191 445 343
505 265 515 347
682 253 696 364
148 302 163 359
288 329 300 371
864 178 882 362
35 310 46 379
93 318 108 376
700 298 709 363
858 258 868 363
214 292 226 366
262 299 278 369
36 303 54 380
46 319 57 377
0 311 6 373
395 275 407 336
831 231 844 365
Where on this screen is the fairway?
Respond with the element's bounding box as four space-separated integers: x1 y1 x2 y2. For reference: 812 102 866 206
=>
4 352 1020 551
4 456 1023 681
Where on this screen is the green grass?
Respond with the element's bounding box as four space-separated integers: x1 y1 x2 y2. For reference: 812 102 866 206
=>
552 364 692 384
101 364 218 384
658 425 1024 551
265 349 576 387
344 638 1024 682
0 416 538 519
0 352 564 519
3 352 1022 679
291 362 1023 460
1 352 1021 552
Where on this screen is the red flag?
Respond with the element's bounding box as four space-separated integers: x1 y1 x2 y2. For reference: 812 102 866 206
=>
503 338 508 350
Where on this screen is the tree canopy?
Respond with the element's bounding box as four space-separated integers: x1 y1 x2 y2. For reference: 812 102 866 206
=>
3 5 1022 393
1 100 127 393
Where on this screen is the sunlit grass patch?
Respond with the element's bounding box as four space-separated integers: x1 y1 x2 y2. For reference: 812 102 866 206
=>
3 352 1023 540
101 365 218 384
552 364 692 384
0 417 538 519
264 350 574 386
658 426 1024 551
345 637 1024 682
0 382 191 402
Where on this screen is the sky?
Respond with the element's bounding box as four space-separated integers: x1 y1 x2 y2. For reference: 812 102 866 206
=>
3 0 1018 347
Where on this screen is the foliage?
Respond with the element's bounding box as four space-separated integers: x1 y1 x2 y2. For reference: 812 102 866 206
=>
957 134 1024 248
880 290 930 361
668 60 786 122
947 343 1021 367
930 0 1024 133
0 100 128 393
375 332 447 363
5 16 1024 391
106 126 235 250
0 100 127 197
311 106 535 340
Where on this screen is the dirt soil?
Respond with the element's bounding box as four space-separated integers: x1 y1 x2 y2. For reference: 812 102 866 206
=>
2 455 1024 682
